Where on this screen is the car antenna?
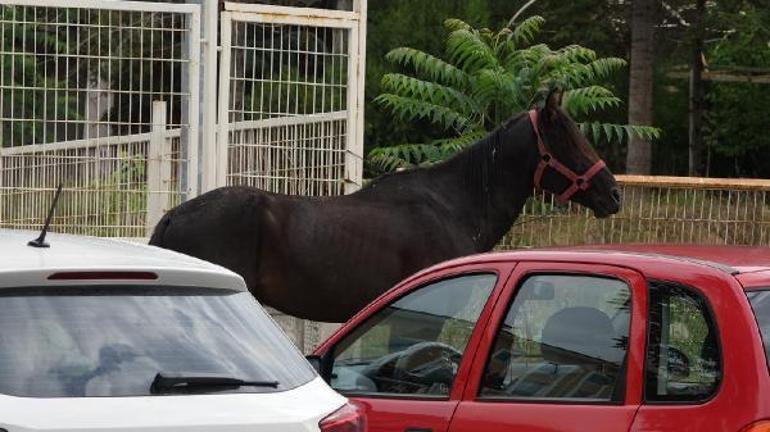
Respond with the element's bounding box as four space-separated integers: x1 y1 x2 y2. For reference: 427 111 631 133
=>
28 183 63 248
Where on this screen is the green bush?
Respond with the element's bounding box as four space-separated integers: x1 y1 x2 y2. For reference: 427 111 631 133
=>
369 16 660 172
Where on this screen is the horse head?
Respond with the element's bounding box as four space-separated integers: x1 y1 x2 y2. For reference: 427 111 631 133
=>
530 90 621 218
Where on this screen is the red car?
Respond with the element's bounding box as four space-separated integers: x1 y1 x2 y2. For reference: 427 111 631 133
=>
311 245 770 432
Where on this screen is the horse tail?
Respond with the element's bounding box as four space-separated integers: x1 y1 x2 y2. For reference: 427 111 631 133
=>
149 209 173 246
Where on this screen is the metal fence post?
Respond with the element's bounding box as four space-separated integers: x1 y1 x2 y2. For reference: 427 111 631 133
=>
216 11 233 190
343 0 367 195
200 0 219 193
146 101 170 237
181 6 201 201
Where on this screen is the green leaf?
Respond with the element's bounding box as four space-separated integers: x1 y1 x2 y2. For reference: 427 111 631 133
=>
580 122 662 143
385 47 469 88
584 58 626 81
511 15 545 46
434 130 487 158
559 45 597 63
369 143 442 171
562 86 621 117
446 29 498 73
380 73 478 116
368 131 488 173
375 93 471 132
444 18 472 32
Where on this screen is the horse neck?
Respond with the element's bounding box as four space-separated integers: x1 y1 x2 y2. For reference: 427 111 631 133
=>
428 117 539 251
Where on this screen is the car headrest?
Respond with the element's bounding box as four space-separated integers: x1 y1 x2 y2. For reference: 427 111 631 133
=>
541 306 623 365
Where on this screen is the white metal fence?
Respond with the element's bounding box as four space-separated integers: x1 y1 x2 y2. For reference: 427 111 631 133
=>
0 0 367 353
0 0 200 237
500 175 770 248
0 108 182 237
0 0 366 241
217 2 364 196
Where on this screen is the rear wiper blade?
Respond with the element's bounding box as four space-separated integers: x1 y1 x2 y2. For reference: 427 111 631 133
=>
150 372 279 394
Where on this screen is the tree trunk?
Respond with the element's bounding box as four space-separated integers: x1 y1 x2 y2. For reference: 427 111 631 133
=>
626 0 656 174
688 0 706 176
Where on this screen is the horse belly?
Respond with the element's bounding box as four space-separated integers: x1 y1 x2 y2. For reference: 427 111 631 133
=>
255 209 407 322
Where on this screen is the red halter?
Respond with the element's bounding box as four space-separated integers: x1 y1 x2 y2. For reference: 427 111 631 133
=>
528 110 607 204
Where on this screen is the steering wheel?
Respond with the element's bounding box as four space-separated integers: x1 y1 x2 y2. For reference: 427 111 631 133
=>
392 341 462 392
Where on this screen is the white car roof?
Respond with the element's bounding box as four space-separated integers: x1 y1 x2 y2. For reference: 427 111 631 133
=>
0 229 246 291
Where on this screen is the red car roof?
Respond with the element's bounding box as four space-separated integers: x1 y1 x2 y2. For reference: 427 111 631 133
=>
553 244 770 274
402 244 770 290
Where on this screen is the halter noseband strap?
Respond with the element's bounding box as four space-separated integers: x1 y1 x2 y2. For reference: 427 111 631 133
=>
528 109 607 204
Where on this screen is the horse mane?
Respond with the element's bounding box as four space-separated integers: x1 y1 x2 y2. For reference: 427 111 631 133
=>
362 112 530 192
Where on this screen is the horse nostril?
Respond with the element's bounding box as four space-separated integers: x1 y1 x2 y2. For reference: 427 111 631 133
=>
611 188 622 205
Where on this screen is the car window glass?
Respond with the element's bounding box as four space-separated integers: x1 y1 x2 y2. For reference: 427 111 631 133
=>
645 281 720 402
479 274 630 402
331 274 496 397
747 289 770 369
0 286 315 398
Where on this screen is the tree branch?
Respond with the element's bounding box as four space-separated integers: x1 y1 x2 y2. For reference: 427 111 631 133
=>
508 0 538 28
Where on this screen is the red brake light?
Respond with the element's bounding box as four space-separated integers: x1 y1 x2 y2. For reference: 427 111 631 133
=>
48 271 158 281
319 402 367 432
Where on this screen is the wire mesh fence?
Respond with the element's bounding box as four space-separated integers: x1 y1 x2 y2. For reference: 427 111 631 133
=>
0 132 182 237
226 114 347 196
0 0 198 237
499 175 770 249
220 11 352 197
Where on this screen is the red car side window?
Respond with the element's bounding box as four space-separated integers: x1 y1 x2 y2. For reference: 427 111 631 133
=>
644 280 721 403
330 274 496 397
479 274 631 402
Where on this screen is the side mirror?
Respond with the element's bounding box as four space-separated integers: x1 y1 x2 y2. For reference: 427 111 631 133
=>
306 354 333 383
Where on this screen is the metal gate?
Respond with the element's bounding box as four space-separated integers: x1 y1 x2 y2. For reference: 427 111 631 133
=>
0 0 200 238
215 2 365 195
215 2 367 351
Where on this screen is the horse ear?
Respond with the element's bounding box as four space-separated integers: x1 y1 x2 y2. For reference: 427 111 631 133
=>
546 89 563 111
542 88 563 122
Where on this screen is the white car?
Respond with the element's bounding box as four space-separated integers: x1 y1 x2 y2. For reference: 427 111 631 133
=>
0 229 361 432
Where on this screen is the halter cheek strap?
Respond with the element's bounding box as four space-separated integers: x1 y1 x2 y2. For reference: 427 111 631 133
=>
528 110 607 204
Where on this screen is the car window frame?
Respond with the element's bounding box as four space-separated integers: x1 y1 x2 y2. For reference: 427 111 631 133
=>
475 272 633 405
463 261 648 407
642 278 723 406
325 264 513 401
745 286 770 374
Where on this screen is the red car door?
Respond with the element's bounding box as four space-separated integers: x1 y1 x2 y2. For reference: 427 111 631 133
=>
630 276 761 432
449 262 648 432
313 262 515 432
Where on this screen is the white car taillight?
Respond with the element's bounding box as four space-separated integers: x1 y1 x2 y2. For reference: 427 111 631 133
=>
319 401 367 432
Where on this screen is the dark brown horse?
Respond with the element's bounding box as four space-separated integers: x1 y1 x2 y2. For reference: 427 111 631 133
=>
150 93 621 322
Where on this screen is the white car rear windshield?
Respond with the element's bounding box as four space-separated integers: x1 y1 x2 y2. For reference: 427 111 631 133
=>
0 286 315 398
